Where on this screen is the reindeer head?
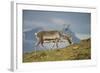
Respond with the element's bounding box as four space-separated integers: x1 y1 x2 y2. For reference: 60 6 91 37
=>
63 24 70 31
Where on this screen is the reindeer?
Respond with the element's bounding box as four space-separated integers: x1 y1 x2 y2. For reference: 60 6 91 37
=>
35 30 72 48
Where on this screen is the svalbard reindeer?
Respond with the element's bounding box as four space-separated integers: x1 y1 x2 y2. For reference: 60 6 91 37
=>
35 30 72 49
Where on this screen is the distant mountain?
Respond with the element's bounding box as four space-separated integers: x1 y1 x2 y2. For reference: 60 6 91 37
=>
23 27 44 53
23 27 44 40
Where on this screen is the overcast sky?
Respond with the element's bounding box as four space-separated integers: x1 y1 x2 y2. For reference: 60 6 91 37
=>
23 10 91 39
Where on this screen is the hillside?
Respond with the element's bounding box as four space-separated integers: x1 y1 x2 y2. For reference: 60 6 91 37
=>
23 38 91 62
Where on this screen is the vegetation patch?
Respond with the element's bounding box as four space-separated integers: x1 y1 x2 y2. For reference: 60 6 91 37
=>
23 39 91 63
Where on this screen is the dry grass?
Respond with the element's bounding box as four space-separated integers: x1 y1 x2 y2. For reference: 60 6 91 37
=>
23 39 91 63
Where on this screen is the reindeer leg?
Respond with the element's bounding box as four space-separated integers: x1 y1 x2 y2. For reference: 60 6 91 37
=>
56 42 58 48
51 41 56 50
41 41 44 47
67 37 72 45
38 39 44 48
40 41 48 50
35 41 40 47
55 39 59 48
